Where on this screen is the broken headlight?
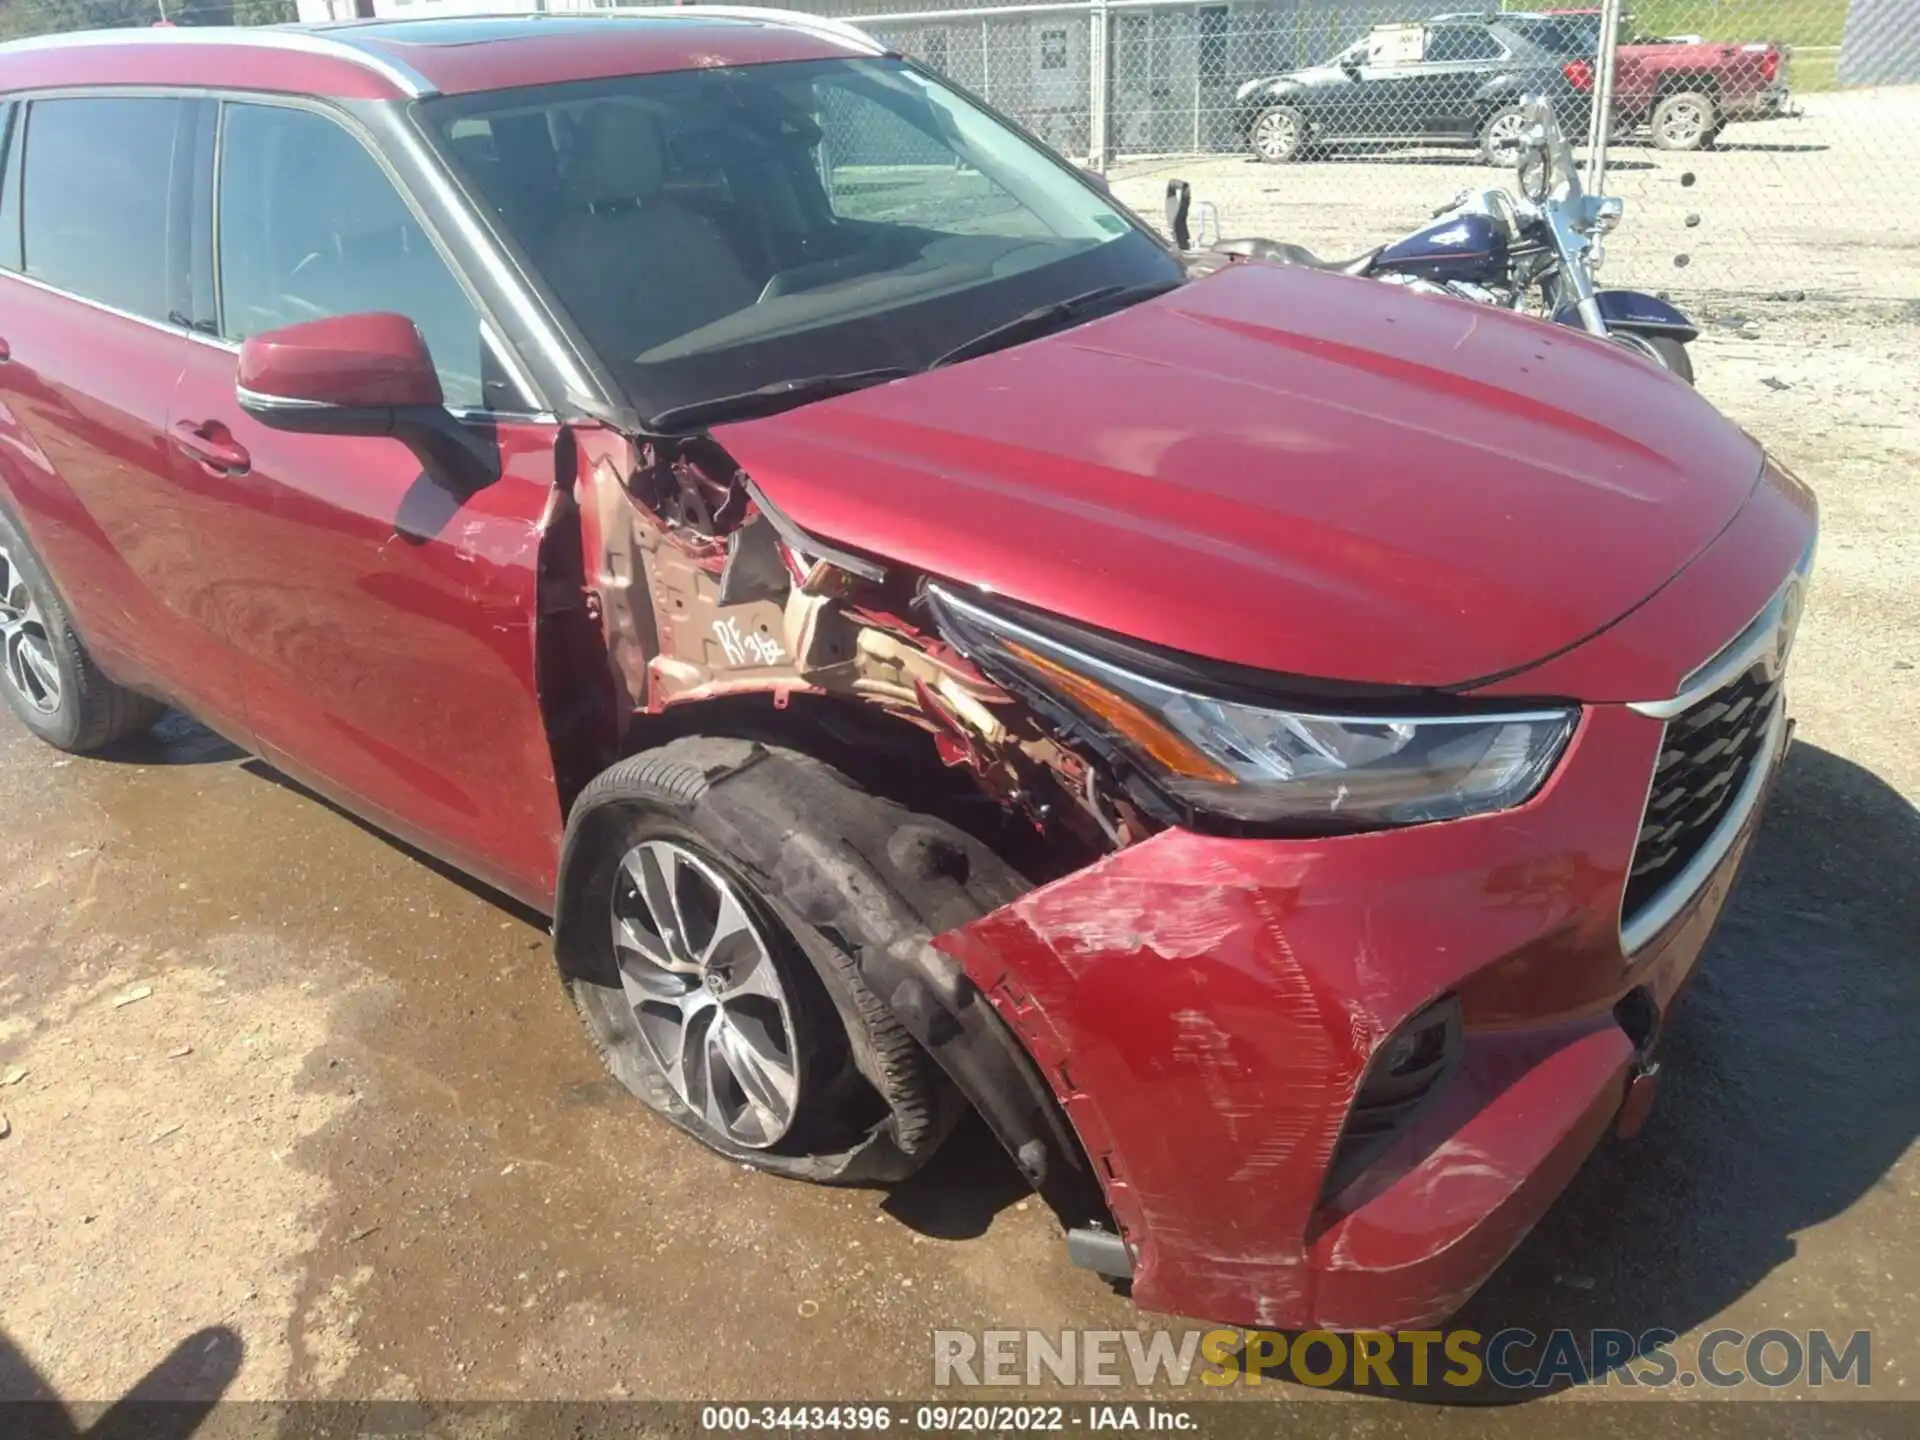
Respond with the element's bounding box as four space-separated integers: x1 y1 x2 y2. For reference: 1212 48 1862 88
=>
928 587 1575 830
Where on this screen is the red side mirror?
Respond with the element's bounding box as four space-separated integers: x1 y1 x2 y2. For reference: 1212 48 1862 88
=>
235 313 496 497
237 312 443 422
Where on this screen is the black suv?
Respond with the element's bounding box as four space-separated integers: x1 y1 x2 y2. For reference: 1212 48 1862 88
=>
1233 15 1596 165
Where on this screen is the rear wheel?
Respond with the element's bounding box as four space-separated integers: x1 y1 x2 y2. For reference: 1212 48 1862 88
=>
1249 104 1308 163
1651 91 1718 151
556 737 1028 1184
0 507 163 752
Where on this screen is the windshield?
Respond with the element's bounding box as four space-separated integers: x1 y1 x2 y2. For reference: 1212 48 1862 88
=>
422 57 1179 419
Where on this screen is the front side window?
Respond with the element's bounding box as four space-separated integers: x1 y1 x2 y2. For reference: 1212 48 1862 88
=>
22 97 190 322
217 102 486 408
426 57 1176 421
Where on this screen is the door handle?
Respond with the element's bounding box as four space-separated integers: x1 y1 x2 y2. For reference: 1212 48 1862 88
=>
171 419 251 476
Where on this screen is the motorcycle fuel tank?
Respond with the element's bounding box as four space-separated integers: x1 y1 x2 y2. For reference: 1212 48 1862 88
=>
1373 210 1509 285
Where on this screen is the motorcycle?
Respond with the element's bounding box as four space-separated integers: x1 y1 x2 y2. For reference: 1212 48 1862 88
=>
1172 96 1699 382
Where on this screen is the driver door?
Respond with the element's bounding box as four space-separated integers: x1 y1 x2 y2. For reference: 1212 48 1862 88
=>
167 97 567 906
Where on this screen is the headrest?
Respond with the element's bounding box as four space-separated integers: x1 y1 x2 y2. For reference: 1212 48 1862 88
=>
563 102 668 208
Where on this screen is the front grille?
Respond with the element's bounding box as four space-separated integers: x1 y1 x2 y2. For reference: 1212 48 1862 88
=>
1623 661 1781 922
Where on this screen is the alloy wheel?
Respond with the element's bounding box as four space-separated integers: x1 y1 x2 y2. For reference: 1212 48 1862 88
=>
1484 111 1528 166
609 838 801 1149
1658 98 1708 148
0 542 61 715
1253 109 1301 161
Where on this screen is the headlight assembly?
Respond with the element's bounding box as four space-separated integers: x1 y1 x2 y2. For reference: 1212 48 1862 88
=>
928 587 1576 830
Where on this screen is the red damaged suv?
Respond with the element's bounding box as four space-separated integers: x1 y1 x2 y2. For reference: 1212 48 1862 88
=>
0 12 1815 1328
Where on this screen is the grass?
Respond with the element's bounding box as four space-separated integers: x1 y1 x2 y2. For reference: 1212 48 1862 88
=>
1505 0 1852 49
1794 47 1840 92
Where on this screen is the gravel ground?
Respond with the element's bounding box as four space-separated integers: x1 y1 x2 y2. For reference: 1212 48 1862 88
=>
0 302 1917 1430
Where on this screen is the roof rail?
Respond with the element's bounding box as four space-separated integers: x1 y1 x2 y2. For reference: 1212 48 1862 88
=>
601 6 886 57
0 25 438 99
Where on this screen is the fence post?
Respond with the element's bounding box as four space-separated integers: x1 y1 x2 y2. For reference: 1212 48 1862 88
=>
1088 0 1110 171
1585 0 1624 195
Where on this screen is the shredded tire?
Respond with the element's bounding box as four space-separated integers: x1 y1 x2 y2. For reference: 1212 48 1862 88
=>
555 736 1029 1184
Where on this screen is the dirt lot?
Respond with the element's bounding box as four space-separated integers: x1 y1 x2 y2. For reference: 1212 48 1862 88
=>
1110 86 1920 303
2 305 1918 1428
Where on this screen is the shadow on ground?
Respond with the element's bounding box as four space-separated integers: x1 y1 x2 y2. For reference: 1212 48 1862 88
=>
0 1325 241 1438
1709 142 1832 154
882 1112 1033 1241
90 711 245 768
1231 151 1656 172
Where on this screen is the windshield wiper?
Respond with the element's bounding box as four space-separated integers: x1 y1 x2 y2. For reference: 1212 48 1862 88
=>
930 279 1184 369
647 366 913 433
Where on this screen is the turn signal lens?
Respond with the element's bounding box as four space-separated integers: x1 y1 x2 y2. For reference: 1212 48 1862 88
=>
1003 640 1234 782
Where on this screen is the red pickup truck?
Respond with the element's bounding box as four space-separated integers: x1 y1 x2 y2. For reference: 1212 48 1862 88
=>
1538 11 1795 150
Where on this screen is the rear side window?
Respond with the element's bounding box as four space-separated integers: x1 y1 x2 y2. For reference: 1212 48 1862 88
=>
22 97 190 323
216 102 485 408
1425 26 1506 63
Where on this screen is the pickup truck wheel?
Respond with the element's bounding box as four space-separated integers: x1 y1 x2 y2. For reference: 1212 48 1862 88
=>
1478 105 1531 167
0 508 164 753
556 737 1027 1184
1651 92 1718 151
1249 104 1307 163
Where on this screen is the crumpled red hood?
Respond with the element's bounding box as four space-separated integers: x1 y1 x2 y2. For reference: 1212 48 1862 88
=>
714 262 1762 691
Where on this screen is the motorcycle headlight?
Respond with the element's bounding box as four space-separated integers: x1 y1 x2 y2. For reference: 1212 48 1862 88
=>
928 588 1577 830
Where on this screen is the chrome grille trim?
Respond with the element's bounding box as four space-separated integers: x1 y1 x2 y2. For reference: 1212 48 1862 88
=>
1621 700 1785 955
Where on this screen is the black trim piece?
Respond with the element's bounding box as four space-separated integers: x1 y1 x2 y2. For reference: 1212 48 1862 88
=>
177 97 217 335
0 102 20 272
1319 995 1463 1206
741 476 887 584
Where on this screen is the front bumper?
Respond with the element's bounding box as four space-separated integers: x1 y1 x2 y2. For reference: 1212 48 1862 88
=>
939 706 1786 1330
932 466 1817 1332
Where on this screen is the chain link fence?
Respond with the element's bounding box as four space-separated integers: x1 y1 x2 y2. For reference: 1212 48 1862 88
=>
829 0 1918 305
0 0 1913 304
